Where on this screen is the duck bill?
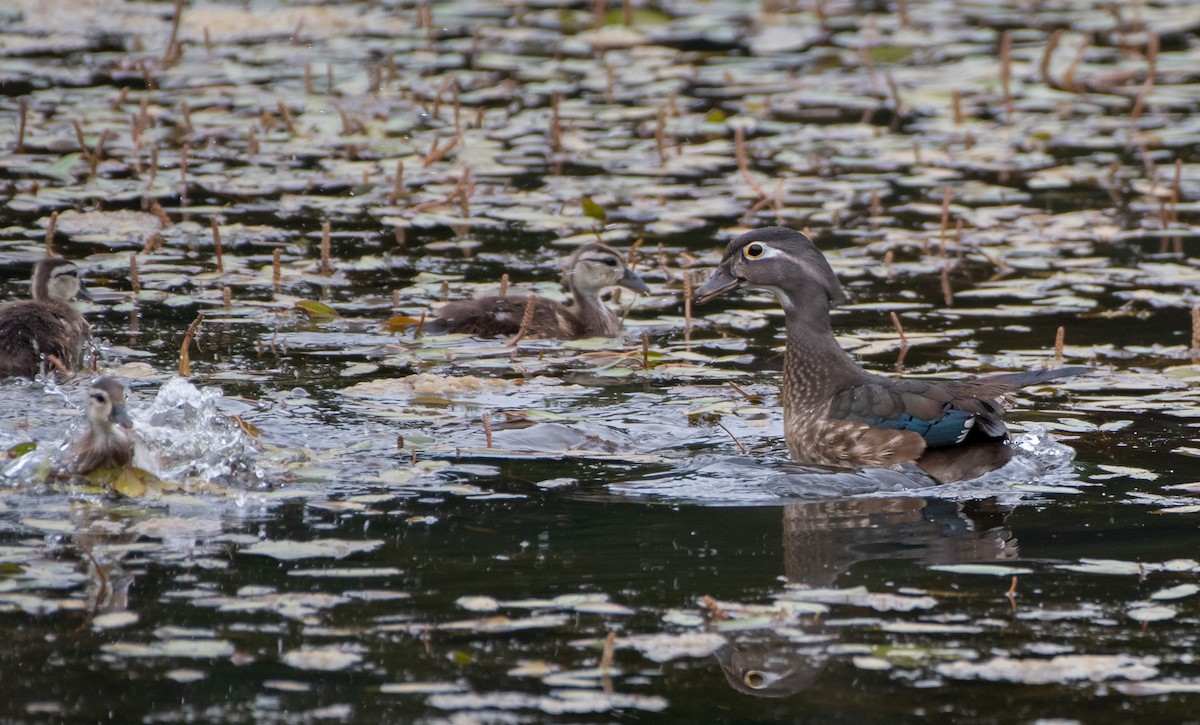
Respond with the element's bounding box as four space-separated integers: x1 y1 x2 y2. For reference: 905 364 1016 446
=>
76 286 93 301
619 267 652 295
693 266 743 304
109 403 133 429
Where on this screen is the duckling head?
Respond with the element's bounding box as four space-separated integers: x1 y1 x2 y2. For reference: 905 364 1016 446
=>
87 378 133 432
564 243 651 297
33 258 89 303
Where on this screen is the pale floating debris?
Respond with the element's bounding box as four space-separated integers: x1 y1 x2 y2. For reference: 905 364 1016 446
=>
263 680 311 692
102 639 236 660
341 373 513 398
380 682 466 695
881 622 984 634
92 611 139 630
661 609 705 627
131 516 225 540
614 632 726 662
573 601 635 616
345 590 410 602
779 586 937 612
428 689 668 714
929 564 1034 576
1115 680 1200 696
164 669 206 683
214 592 350 620
1093 464 1159 481
1127 605 1176 623
853 656 892 671
535 477 577 489
508 661 559 678
241 538 384 561
1056 560 1142 575
1155 505 1200 514
456 595 501 613
937 654 1158 684
1054 558 1200 575
1016 605 1102 622
438 614 569 633
287 567 402 578
1150 584 1199 600
282 645 363 672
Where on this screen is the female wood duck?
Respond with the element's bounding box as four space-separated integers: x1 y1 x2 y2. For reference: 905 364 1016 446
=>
694 227 1085 469
0 257 91 378
430 242 651 338
71 377 135 475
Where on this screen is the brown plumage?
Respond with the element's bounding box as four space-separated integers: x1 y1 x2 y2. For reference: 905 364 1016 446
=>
70 377 135 475
0 258 91 379
429 243 651 338
694 227 1085 470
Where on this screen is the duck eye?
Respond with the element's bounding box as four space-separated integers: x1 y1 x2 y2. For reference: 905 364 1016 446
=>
744 671 767 689
602 257 617 267
91 393 105 403
743 243 765 259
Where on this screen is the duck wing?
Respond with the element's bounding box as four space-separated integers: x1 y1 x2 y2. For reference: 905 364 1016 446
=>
827 367 1086 448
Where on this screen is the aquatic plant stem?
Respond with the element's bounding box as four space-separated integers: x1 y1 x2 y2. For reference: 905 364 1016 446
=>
178 313 204 377
211 218 224 273
44 211 57 256
509 293 538 346
15 97 26 153
320 221 333 276
1130 33 1158 121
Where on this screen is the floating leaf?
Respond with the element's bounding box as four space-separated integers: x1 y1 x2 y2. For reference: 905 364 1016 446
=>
294 300 340 319
581 196 607 222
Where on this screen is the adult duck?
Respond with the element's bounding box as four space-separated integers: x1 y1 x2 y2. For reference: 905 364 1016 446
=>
694 227 1084 468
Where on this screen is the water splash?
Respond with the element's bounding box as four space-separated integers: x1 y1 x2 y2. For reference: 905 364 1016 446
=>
612 429 1079 504
133 378 263 486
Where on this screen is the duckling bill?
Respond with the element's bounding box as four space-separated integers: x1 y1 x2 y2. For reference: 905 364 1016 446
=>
71 377 135 475
428 242 650 338
0 257 91 379
694 227 1085 469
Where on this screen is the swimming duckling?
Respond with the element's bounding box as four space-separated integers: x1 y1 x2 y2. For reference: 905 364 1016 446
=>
429 242 651 338
70 377 134 475
0 257 91 378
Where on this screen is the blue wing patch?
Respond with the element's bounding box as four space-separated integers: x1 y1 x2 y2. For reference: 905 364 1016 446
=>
865 409 976 448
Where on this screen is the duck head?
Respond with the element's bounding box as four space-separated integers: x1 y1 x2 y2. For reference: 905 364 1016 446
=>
87 377 133 431
693 227 845 311
564 242 652 297
34 258 90 302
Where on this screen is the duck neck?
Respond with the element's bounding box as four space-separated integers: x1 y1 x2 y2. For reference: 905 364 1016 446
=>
572 286 619 336
779 292 862 415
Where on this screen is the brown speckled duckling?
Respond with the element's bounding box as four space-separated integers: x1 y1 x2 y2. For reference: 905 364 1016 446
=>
694 227 1085 469
0 258 90 378
71 378 134 475
430 243 651 338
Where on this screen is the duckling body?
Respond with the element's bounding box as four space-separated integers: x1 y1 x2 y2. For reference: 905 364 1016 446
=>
0 258 90 378
694 227 1084 469
430 243 651 338
71 377 134 475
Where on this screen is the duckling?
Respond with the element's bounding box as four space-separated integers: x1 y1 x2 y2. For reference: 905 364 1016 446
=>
0 257 91 378
429 242 651 338
70 377 134 475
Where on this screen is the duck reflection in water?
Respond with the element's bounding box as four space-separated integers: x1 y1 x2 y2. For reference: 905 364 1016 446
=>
713 446 1018 698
